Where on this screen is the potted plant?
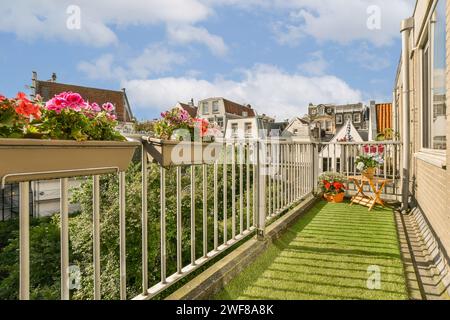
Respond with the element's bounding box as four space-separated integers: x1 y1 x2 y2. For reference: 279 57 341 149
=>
318 172 347 203
143 108 222 167
355 145 385 179
0 92 139 184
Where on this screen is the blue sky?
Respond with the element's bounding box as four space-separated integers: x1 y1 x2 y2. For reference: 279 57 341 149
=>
0 0 413 120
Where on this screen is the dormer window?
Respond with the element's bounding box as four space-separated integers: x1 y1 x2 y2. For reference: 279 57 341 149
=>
242 111 248 117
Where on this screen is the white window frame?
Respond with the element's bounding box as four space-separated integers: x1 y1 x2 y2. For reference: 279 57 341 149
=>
353 113 361 123
417 0 447 167
336 114 343 125
212 101 219 113
231 123 238 137
244 122 252 137
202 102 209 115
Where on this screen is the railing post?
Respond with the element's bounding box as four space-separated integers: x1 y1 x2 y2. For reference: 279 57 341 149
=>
312 143 319 194
119 171 126 300
60 178 69 300
19 181 30 300
141 146 149 293
256 141 266 240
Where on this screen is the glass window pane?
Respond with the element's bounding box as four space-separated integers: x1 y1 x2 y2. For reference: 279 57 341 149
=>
432 0 447 149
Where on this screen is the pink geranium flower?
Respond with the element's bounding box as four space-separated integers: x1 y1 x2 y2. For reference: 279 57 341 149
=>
90 102 101 112
102 102 114 112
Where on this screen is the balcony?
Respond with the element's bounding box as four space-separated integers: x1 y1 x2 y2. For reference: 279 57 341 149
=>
0 140 414 300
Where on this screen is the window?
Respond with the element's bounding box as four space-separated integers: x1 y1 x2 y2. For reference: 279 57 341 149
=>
310 109 317 115
293 129 299 135
319 107 325 115
212 101 219 113
242 111 248 117
245 122 252 136
202 102 209 115
336 114 343 125
325 121 332 132
217 117 224 128
353 113 361 123
231 123 238 137
322 158 331 171
344 114 352 122
422 0 447 150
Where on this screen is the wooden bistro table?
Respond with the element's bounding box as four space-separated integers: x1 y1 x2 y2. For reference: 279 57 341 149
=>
348 175 391 211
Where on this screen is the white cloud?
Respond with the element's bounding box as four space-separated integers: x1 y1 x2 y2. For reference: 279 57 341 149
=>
167 25 228 57
298 51 328 76
78 45 185 80
0 0 211 46
270 0 413 47
123 64 362 120
127 45 186 78
78 54 126 80
350 43 391 70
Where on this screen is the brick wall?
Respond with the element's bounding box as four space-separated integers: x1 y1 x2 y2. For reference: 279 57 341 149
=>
415 160 450 251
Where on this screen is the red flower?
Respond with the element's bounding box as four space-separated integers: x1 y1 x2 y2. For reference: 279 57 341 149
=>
333 182 343 190
15 92 41 119
195 118 209 137
323 180 331 190
0 94 5 102
377 145 385 153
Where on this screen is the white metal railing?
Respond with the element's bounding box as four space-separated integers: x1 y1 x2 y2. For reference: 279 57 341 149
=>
318 141 402 196
8 139 401 300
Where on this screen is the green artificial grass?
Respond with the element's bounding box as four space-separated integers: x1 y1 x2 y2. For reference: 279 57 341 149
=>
214 201 408 300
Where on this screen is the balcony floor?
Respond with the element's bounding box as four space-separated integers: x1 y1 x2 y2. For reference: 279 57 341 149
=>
214 201 408 300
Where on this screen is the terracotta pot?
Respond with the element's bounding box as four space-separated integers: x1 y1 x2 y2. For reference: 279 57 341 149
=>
362 167 376 179
324 192 345 203
0 138 140 184
143 137 223 167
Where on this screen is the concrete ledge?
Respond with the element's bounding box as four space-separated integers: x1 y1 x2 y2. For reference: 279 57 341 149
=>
165 194 319 300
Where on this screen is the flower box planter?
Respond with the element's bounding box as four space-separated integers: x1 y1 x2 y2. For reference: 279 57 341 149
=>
0 138 140 184
143 137 222 167
324 192 345 203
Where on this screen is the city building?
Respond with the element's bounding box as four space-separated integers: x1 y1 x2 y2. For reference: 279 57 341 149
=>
282 117 317 142
224 115 273 140
197 97 255 132
308 102 370 142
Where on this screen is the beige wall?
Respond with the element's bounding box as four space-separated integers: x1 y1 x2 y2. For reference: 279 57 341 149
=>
397 0 450 257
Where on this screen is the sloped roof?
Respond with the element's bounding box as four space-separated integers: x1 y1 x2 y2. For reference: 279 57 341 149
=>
34 80 134 122
223 98 256 117
178 103 198 118
330 120 365 142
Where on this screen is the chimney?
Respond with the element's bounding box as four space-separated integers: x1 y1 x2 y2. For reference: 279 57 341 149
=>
189 98 194 106
51 72 57 82
247 104 252 109
30 71 38 98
